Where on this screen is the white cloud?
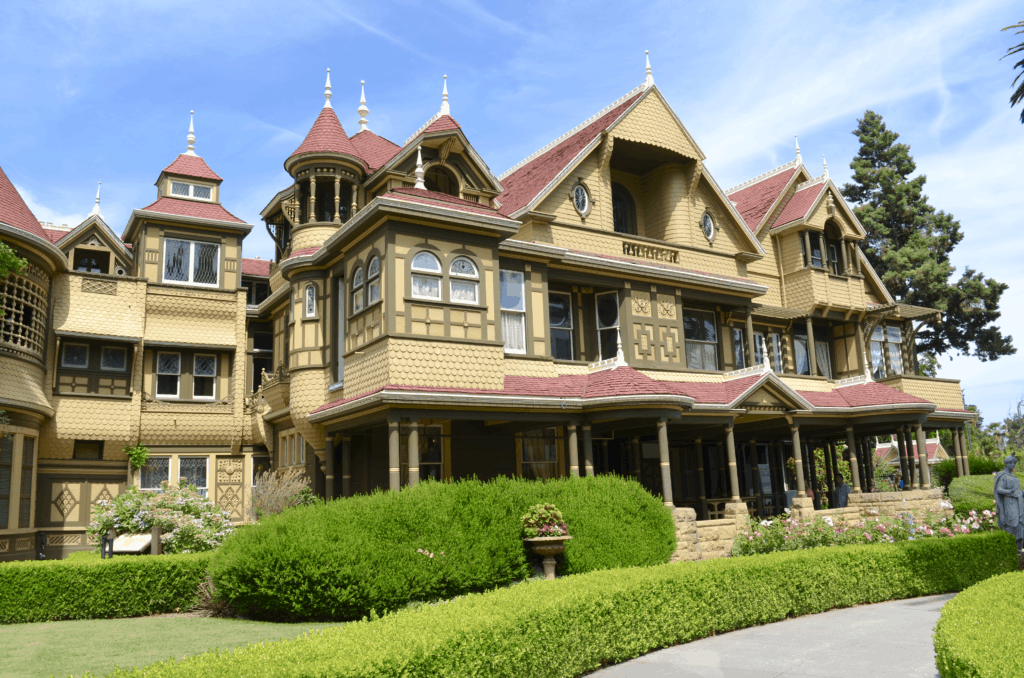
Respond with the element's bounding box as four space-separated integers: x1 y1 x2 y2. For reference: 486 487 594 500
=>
13 184 87 230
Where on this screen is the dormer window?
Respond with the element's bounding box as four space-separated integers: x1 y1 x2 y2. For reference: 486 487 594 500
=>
164 238 220 287
170 181 213 201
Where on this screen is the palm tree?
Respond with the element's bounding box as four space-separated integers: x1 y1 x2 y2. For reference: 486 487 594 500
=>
1003 21 1024 123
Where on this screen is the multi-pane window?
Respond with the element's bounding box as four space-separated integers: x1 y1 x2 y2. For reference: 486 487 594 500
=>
827 242 840 275
771 333 784 373
73 249 110 273
140 457 170 491
596 291 619 360
335 278 346 383
449 257 479 304
367 257 381 304
179 457 208 496
351 268 365 313
519 428 560 480
0 437 11 527
19 438 34 528
411 252 442 300
193 354 216 399
101 346 127 371
156 352 181 397
499 270 526 354
684 310 718 370
305 285 316 317
886 325 904 375
549 292 574 360
73 440 103 460
731 328 746 369
752 332 766 366
798 325 833 378
870 325 904 379
170 181 212 200
1 271 48 361
800 232 824 268
62 343 89 368
164 238 219 287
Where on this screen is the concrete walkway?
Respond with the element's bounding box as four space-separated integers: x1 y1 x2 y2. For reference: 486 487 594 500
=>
589 593 953 678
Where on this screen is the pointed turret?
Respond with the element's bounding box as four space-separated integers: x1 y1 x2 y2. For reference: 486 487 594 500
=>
288 69 363 171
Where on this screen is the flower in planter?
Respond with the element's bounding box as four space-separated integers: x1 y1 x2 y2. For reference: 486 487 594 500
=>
521 503 569 539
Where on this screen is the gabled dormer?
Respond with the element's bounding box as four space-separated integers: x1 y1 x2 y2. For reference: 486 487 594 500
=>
57 187 133 276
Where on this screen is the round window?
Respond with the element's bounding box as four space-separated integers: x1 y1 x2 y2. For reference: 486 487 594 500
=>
701 212 716 242
572 183 590 216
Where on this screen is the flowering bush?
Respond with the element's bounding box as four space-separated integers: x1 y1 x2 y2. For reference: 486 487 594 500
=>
733 508 998 556
521 503 569 538
88 483 234 554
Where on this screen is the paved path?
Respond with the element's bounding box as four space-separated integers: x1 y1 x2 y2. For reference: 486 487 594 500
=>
589 593 953 678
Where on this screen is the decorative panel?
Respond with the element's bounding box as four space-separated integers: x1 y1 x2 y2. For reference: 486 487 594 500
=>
215 457 244 520
50 483 81 523
82 279 117 295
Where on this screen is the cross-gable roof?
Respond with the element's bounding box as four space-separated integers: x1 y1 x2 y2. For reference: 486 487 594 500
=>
349 130 401 173
55 214 133 261
726 161 802 232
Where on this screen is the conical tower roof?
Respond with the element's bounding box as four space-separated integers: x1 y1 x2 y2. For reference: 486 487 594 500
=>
290 107 363 165
0 163 46 240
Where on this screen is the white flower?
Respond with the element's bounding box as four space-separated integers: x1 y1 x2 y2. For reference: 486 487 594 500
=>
823 516 834 527
784 508 791 514
760 519 773 527
940 501 953 509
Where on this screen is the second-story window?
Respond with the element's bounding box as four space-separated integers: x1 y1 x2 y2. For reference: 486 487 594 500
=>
351 267 365 313
596 291 619 360
164 238 219 287
870 325 903 379
549 293 573 360
367 257 381 304
732 328 746 369
101 346 127 371
156 352 181 397
193 354 216 399
411 252 442 301
449 257 479 304
684 310 718 370
771 333 784 373
500 270 526 354
170 181 212 200
305 285 316 317
612 183 636 235
62 343 89 368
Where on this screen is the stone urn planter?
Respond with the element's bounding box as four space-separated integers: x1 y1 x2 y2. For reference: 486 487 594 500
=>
524 535 573 580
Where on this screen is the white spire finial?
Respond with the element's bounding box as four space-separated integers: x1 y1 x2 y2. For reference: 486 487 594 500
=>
90 182 102 217
357 80 369 132
760 335 771 371
440 75 450 116
794 135 801 164
414 146 426 189
324 68 333 109
644 50 654 88
823 154 829 179
185 110 196 156
613 327 628 368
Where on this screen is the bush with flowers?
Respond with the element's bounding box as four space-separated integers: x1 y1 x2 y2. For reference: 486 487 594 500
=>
732 507 998 557
88 483 234 554
521 503 569 538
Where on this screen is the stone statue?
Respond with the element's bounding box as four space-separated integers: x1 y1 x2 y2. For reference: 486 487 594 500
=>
994 453 1024 552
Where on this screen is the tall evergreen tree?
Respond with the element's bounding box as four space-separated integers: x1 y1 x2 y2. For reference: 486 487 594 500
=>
841 111 1014 361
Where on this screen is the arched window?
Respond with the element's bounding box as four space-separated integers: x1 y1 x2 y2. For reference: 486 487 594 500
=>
424 165 459 197
304 284 316 317
351 267 365 313
367 257 381 304
411 251 442 300
449 257 479 304
612 183 636 235
824 220 843 275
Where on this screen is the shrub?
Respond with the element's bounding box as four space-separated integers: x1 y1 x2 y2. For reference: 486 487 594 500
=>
948 472 1023 517
102 532 1016 678
88 484 233 554
933 455 1004 491
934 570 1024 677
249 467 312 521
209 474 675 621
0 553 211 624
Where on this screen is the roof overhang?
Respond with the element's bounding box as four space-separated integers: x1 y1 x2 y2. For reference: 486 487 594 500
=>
56 215 133 261
122 209 253 242
0 221 69 273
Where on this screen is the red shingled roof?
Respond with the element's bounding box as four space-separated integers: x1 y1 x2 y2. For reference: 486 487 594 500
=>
497 92 642 217
797 382 930 408
349 130 401 173
161 154 222 181
139 196 246 224
727 167 797 232
770 181 826 228
291 107 362 163
42 227 67 243
285 246 321 260
0 164 46 240
241 257 272 277
386 187 514 220
422 115 461 135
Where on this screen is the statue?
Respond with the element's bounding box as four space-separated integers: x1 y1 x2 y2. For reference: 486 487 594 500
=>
994 453 1024 552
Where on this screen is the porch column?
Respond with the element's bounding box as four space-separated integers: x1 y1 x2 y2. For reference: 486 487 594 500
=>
388 415 400 491
582 424 594 477
853 242 862 275
860 438 873 492
845 427 861 493
657 418 673 506
568 424 580 477
806 317 818 376
895 427 911 489
960 428 971 476
408 419 420 486
803 230 812 267
951 428 964 477
915 424 931 489
341 436 352 497
325 436 335 500
695 438 707 518
790 424 806 497
840 237 850 274
746 311 756 367
631 436 642 481
308 175 317 222
806 440 820 509
333 176 341 223
822 438 836 504
725 424 741 501
903 426 918 489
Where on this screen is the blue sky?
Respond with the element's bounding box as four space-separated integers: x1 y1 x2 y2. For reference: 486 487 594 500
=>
1 0 1021 423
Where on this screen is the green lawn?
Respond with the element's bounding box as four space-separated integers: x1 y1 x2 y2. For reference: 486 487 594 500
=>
0 615 343 678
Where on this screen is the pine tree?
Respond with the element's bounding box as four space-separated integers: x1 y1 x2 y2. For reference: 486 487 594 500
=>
841 111 1014 361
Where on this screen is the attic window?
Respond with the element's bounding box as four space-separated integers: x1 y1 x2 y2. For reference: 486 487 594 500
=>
424 166 459 197
73 249 110 274
170 181 213 201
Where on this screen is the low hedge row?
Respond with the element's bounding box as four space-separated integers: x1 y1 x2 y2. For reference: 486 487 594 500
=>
210 475 676 621
933 456 1005 492
102 531 1016 677
947 472 1022 516
934 570 1024 677
0 553 211 624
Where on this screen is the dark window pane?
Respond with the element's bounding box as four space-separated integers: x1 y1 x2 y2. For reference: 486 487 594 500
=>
194 376 215 398
157 374 178 396
811 233 823 267
599 328 617 361
612 183 635 234
703 317 717 344
596 293 618 330
549 294 572 328
73 441 103 460
732 328 745 369
551 329 573 360
683 315 701 340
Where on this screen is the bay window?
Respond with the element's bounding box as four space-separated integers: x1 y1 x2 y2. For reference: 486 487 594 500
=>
164 238 219 287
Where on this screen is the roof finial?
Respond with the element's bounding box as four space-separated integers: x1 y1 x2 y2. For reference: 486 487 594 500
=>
185 110 196 156
357 80 369 132
822 154 829 179
90 181 102 217
644 50 654 88
613 327 628 368
414 146 426 189
794 135 801 164
440 75 449 116
324 68 333 109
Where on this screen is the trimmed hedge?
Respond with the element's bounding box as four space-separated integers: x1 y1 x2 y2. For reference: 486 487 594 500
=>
210 475 675 621
102 532 1017 678
948 472 1023 516
0 552 210 624
934 570 1024 677
933 456 1004 491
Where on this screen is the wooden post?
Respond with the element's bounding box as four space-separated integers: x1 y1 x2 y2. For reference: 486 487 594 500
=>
408 419 420 486
846 427 861 493
822 438 835 506
915 424 931 489
960 428 971 476
807 440 820 510
855 324 867 374
951 428 964 477
388 415 400 491
806 317 817 376
341 436 352 497
903 426 918 489
150 525 162 556
895 428 911 489
803 230 812 267
657 419 673 506
325 436 335 500
695 438 706 519
725 425 741 501
791 425 806 497
582 424 594 477
840 238 849 274
333 176 341 223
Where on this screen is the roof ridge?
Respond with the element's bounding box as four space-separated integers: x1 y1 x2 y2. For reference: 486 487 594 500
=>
403 111 459 147
793 175 828 191
499 84 646 180
725 159 801 195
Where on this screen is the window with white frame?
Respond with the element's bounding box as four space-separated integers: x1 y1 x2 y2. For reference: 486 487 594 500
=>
771 333 784 373
140 456 170 491
101 346 127 371
411 252 442 300
170 181 213 201
305 284 316 317
62 343 89 368
886 325 904 375
179 457 208 496
156 352 181 397
449 257 479 304
367 257 381 304
549 292 574 360
499 270 526 354
352 267 365 313
596 291 619 361
164 238 220 287
193 354 216 399
870 325 903 379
